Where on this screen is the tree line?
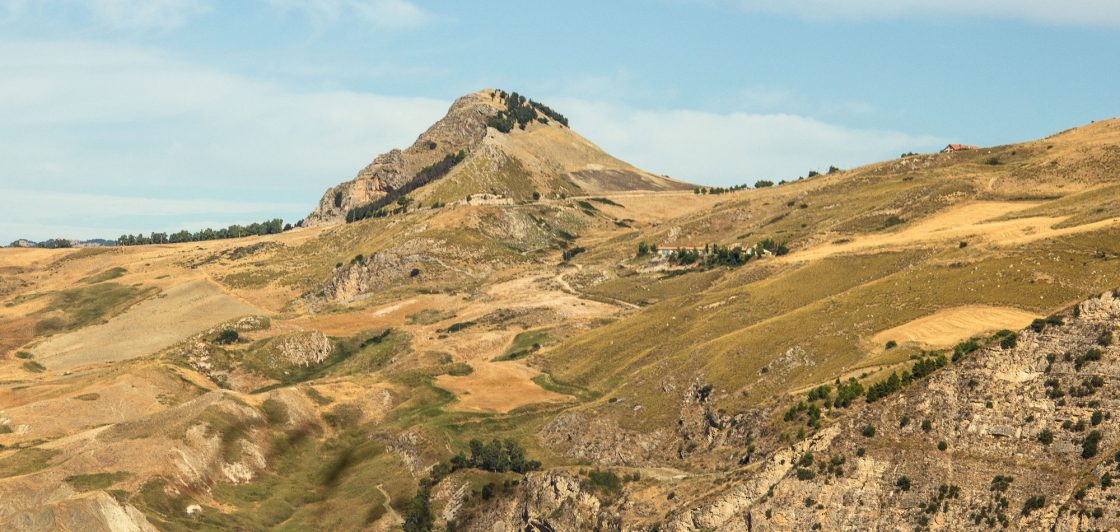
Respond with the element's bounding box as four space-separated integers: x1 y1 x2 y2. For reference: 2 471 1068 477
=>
115 218 287 246
692 166 844 194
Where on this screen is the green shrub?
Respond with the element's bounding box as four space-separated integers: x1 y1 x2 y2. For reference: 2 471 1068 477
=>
587 470 622 495
1022 495 1045 515
754 180 774 188
322 403 362 429
261 398 289 425
1038 429 1054 445
14 351 33 359
990 475 1013 492
562 247 587 261
937 440 948 451
22 361 45 373
215 329 240 345
1082 430 1102 459
896 476 911 491
885 340 897 349
862 425 876 438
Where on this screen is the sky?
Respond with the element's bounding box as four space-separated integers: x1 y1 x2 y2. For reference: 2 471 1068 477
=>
1 0 1117 242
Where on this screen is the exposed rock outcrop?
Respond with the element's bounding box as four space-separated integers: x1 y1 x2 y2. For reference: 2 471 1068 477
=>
663 290 1120 530
302 91 499 227
466 471 618 531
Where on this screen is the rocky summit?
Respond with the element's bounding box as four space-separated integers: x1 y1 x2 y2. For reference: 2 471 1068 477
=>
303 90 691 228
2 91 1120 531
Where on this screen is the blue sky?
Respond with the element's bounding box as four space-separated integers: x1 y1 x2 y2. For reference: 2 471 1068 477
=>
1 0 1117 242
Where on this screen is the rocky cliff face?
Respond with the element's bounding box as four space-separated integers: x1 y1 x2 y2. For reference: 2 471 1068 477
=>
471 290 1120 531
302 91 501 227
663 290 1120 530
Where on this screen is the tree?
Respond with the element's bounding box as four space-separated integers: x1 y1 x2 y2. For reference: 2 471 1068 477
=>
215 330 239 345
1082 430 1102 459
754 180 774 188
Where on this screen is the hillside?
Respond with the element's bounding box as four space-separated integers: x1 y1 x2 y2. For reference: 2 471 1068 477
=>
302 89 692 227
0 116 1119 531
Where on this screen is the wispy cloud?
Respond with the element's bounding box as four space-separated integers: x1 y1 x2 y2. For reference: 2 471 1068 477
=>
0 0 27 22
351 0 429 30
553 98 943 185
86 0 210 30
266 0 431 30
696 0 1120 27
0 39 450 241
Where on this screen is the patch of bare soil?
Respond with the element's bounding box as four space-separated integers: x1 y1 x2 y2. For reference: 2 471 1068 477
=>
784 201 1120 262
871 305 1038 349
32 280 260 371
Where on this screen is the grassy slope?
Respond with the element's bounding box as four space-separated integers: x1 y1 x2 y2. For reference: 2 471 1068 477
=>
543 118 1120 430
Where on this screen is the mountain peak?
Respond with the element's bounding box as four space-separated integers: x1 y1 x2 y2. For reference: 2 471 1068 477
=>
301 89 689 227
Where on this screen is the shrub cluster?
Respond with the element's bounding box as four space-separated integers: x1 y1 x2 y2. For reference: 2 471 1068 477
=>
404 438 540 532
486 91 569 132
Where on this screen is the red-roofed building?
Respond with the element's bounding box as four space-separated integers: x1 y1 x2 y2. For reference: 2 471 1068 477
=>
941 144 978 153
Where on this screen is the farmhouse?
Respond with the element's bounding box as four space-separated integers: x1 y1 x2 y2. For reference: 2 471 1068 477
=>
656 246 704 257
656 244 747 257
941 144 978 153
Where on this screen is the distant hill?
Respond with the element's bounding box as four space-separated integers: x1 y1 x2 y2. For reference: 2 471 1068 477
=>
7 238 113 248
302 89 692 227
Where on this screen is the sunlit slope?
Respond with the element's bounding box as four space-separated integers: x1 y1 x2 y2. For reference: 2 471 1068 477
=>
543 118 1120 429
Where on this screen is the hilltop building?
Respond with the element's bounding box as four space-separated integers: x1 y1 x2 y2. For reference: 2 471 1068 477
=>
942 144 978 153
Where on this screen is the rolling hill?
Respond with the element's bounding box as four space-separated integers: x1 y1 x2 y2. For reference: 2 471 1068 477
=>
1 98 1119 530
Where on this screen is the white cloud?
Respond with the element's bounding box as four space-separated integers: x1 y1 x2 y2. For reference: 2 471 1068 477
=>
552 98 944 185
700 0 1120 27
0 40 450 241
351 0 429 30
266 0 430 30
0 0 27 22
86 0 210 30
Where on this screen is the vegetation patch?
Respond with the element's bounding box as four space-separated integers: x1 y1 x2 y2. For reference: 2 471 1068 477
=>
0 448 59 478
32 282 157 336
65 471 131 492
406 308 456 325
494 329 551 361
80 267 127 284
